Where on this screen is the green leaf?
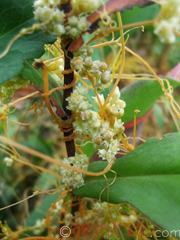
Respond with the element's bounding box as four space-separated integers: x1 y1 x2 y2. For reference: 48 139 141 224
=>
121 78 180 124
21 60 66 117
121 4 159 27
0 0 57 85
73 132 180 238
80 139 95 159
34 173 57 191
154 103 164 130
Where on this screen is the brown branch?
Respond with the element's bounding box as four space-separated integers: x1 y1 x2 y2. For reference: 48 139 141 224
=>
60 1 76 158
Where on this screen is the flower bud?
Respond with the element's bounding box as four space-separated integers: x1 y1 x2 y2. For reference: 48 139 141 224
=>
95 137 101 145
73 174 82 182
52 9 65 24
83 57 93 68
104 132 112 141
87 46 94 56
53 24 66 35
77 17 89 32
76 0 99 14
71 57 83 70
68 16 78 27
100 62 108 71
109 87 121 105
35 6 53 23
76 84 88 95
101 71 111 84
78 101 91 111
116 99 126 109
68 27 80 39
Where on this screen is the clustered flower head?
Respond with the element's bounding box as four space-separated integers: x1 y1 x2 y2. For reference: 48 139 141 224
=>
60 154 89 188
154 0 180 43
34 0 90 38
33 219 47 235
53 199 63 213
66 84 126 163
72 0 100 15
71 46 113 91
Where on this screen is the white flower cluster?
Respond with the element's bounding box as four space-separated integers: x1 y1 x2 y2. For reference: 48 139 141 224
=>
60 154 89 188
34 0 90 38
33 219 46 235
64 213 73 226
67 85 125 162
53 199 63 213
64 210 94 226
154 0 180 43
3 157 14 167
71 46 112 91
93 201 109 210
72 0 99 15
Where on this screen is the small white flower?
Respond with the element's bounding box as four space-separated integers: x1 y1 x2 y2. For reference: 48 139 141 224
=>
129 215 137 222
92 94 105 108
154 20 176 43
93 202 102 210
33 219 46 235
53 24 66 35
116 99 126 109
64 213 73 226
34 6 52 23
161 0 180 17
109 139 119 154
109 86 121 104
113 118 124 130
75 217 84 225
4 157 14 167
55 199 63 210
102 202 109 209
52 9 65 24
78 101 91 111
76 84 88 95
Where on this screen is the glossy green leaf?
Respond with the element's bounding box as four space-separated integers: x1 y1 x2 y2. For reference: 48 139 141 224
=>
0 0 56 85
74 132 180 238
21 60 66 117
121 78 180 124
